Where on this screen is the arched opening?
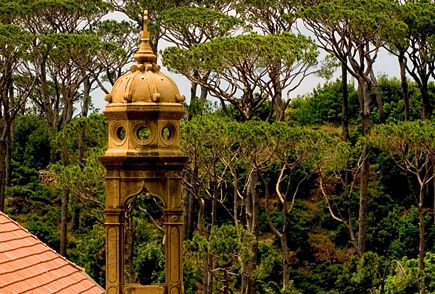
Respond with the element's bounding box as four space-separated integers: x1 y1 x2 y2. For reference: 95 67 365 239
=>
123 193 165 285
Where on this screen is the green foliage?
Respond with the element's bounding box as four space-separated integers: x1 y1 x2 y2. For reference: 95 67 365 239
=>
231 0 296 34
24 0 108 25
163 32 318 120
371 120 435 163
49 149 105 210
381 252 435 294
184 225 256 293
288 77 435 126
0 24 33 53
256 242 282 282
298 0 406 43
3 0 435 292
39 33 104 67
68 224 105 286
402 1 435 46
13 115 51 170
51 114 107 158
378 76 435 122
388 207 420 259
135 238 165 284
333 252 386 293
164 32 317 75
159 7 244 46
288 79 359 125
91 20 137 85
25 211 61 250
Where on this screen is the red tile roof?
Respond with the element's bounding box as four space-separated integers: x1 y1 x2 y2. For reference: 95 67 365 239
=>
0 211 105 294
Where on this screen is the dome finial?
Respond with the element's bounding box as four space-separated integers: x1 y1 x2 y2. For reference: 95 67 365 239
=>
133 10 156 64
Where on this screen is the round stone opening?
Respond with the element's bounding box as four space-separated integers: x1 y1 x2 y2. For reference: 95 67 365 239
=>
117 127 126 141
162 127 172 141
137 126 151 141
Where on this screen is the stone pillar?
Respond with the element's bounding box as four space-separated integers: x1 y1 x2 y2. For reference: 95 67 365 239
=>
165 208 183 294
105 208 124 294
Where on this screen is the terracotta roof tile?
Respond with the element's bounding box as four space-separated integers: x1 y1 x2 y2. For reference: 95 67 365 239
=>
0 211 105 294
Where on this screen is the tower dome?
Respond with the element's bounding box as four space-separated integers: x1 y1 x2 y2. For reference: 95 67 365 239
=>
107 66 185 104
102 11 186 159
105 12 185 105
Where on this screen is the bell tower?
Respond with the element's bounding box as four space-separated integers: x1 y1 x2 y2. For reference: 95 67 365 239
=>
101 11 186 294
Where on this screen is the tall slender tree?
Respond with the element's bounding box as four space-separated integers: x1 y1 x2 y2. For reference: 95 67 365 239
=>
0 24 32 211
371 121 435 294
298 0 407 255
401 0 435 120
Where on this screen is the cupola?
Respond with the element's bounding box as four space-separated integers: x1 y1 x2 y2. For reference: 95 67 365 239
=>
103 11 186 159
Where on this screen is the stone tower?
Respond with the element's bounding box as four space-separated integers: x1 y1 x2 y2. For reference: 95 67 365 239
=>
101 11 186 294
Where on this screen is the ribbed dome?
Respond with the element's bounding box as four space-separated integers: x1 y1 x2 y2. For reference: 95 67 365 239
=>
106 63 185 104
104 11 185 105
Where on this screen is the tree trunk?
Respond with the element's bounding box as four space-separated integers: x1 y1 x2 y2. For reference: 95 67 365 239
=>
358 144 370 256
183 189 194 240
341 62 350 141
197 198 205 233
281 234 290 288
433 173 435 225
5 83 13 187
347 208 358 253
59 145 69 256
357 79 371 256
418 189 426 294
190 81 198 102
369 70 385 123
0 122 11 212
420 80 431 120
199 85 208 103
206 251 214 294
5 124 12 187
0 67 13 212
60 188 69 256
39 59 57 130
81 77 91 118
398 50 410 121
271 63 286 121
189 80 198 119
0 138 6 212
232 168 239 226
62 98 74 125
211 183 217 226
242 169 258 294
189 151 200 237
72 204 81 231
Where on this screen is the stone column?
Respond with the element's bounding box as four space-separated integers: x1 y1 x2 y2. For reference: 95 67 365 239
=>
164 209 183 294
105 208 124 294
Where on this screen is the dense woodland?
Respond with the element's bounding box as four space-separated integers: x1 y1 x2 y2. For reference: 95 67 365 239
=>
0 0 434 293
